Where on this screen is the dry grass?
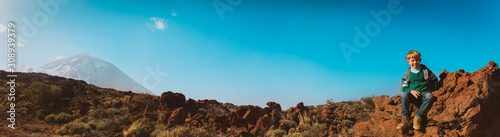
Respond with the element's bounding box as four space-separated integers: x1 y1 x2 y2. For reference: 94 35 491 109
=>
153 126 213 137
283 112 327 137
55 121 91 135
124 118 155 137
266 129 287 137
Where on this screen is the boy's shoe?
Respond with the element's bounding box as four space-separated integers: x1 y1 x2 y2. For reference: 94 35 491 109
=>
397 117 411 130
413 116 422 130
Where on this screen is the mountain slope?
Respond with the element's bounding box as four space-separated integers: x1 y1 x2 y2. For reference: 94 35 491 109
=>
10 53 152 94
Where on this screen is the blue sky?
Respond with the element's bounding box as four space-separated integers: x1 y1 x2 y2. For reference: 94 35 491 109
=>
1 0 499 108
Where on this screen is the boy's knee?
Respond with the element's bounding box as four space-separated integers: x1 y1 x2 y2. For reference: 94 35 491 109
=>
423 93 434 101
401 92 410 98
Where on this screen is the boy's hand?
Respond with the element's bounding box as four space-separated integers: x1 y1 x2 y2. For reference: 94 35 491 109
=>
410 90 421 98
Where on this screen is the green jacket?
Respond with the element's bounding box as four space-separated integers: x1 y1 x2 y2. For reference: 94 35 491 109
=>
402 66 439 93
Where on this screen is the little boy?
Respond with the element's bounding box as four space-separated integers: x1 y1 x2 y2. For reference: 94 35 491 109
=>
397 50 438 130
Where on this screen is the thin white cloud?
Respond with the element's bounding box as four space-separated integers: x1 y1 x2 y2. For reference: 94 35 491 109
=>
56 56 68 60
146 17 167 32
46 55 69 60
171 10 177 16
17 43 25 47
0 24 6 33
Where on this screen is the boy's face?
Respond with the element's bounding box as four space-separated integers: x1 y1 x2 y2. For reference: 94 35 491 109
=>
407 57 421 69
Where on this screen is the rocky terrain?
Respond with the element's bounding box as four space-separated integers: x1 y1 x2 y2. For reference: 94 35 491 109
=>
354 61 500 137
0 61 498 137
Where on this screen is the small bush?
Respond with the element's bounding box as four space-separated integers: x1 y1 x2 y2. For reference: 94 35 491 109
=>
97 118 121 132
266 129 287 137
360 96 375 109
124 118 154 137
55 112 72 123
28 125 42 132
72 113 81 119
45 114 56 123
89 108 121 119
129 94 159 112
55 121 91 135
150 124 167 137
279 119 298 128
88 120 99 129
284 112 326 137
155 126 212 137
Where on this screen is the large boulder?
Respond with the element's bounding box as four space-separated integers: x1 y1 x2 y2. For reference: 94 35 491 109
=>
159 91 186 111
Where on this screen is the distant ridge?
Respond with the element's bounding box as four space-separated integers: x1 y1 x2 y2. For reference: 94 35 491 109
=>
7 53 153 94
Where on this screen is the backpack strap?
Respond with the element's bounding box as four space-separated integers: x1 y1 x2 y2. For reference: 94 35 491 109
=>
405 67 411 82
421 64 429 80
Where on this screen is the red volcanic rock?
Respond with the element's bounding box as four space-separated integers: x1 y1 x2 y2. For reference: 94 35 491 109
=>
227 105 265 129
320 106 347 121
196 99 229 114
250 114 270 135
184 113 205 127
287 102 310 123
167 107 187 127
269 109 282 129
159 91 186 111
266 102 282 112
243 106 266 125
354 61 500 136
196 99 220 109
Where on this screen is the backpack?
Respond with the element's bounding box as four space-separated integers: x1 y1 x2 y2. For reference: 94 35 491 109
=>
399 64 436 94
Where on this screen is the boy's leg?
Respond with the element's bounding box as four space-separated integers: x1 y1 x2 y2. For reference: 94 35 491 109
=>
415 92 434 117
401 92 412 118
398 92 413 130
414 92 434 130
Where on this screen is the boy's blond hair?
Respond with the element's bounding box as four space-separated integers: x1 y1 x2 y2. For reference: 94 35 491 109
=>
406 50 421 60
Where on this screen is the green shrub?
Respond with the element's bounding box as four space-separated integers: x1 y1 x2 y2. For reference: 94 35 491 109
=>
23 82 63 109
45 114 56 123
55 121 91 135
55 112 72 123
124 118 154 137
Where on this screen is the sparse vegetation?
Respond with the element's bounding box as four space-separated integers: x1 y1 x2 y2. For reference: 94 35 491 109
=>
55 112 72 123
0 70 382 136
279 119 298 128
154 126 213 137
55 121 91 135
23 82 63 113
284 112 327 137
45 114 56 123
266 129 287 137
124 118 155 137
